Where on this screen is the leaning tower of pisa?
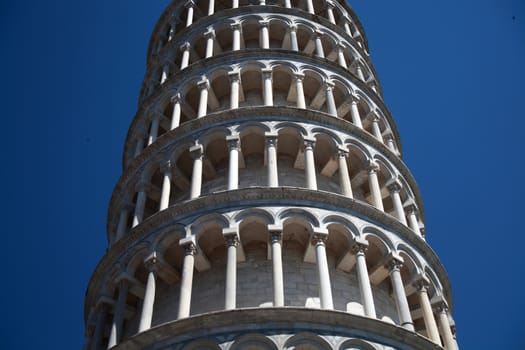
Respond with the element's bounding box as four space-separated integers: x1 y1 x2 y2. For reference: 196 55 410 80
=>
84 1 458 349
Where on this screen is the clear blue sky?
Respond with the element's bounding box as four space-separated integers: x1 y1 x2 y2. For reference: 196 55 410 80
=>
1 0 524 348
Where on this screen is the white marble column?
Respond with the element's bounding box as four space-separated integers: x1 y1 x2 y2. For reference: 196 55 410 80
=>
159 161 172 211
371 114 384 142
352 238 376 318
326 2 336 24
259 20 270 49
170 94 181 130
284 0 291 8
387 179 407 225
343 19 353 36
190 144 204 199
314 31 325 58
259 0 266 5
197 79 209 118
232 0 239 8
387 255 414 331
436 302 457 350
227 135 240 190
138 256 158 333
160 64 169 84
177 238 196 319
208 0 215 15
185 0 195 27
337 147 353 198
265 132 279 187
289 25 299 51
115 206 131 241
262 68 273 106
180 42 191 69
223 230 239 310
324 81 337 116
107 280 128 348
147 115 160 146
134 138 144 158
167 23 176 42
356 63 365 81
260 20 270 49
337 43 348 68
306 0 315 14
303 137 317 190
349 95 363 129
90 303 108 350
229 71 240 109
367 160 384 211
294 73 306 108
269 227 284 307
132 181 149 227
414 277 441 345
312 230 333 309
385 135 397 153
232 22 241 51
405 204 421 236
204 28 215 58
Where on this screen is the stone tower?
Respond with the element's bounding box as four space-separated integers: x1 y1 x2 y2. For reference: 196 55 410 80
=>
84 1 458 349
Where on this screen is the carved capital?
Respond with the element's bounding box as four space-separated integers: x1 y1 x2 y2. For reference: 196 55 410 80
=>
431 295 449 313
230 22 242 30
269 231 282 244
189 144 204 159
265 132 279 147
197 78 209 90
413 274 430 292
351 237 369 254
366 160 380 173
324 80 335 90
350 93 360 104
404 202 418 215
226 135 241 151
385 254 404 272
204 27 215 39
294 72 305 81
228 70 241 82
311 229 329 246
386 178 402 193
144 252 158 272
180 42 191 51
261 68 273 78
160 160 172 175
223 227 240 247
170 93 181 103
337 146 349 158
303 136 316 149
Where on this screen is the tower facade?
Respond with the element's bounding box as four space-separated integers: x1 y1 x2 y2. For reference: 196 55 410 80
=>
85 1 458 349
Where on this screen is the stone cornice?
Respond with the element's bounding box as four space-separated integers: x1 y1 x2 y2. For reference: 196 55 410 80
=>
111 308 441 350
88 188 448 320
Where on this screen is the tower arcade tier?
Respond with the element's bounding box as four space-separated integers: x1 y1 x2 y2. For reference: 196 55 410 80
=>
84 1 458 350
